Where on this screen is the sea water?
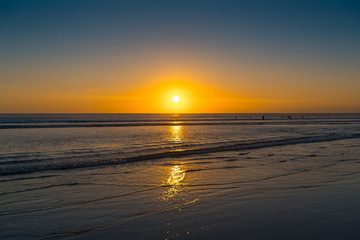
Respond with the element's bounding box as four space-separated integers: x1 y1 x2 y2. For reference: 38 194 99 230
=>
1 114 360 239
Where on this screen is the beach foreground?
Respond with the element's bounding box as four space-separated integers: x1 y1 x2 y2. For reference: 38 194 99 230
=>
1 114 360 239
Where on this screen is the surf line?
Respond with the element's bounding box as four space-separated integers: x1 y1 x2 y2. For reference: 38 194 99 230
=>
1 134 359 176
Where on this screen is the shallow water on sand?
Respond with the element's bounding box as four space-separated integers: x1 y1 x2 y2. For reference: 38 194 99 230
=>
1 114 360 239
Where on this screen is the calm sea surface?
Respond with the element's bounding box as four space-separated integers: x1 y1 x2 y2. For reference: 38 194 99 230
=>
1 113 360 239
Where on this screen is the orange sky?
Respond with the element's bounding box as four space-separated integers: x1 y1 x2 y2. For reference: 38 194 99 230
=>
1 44 360 113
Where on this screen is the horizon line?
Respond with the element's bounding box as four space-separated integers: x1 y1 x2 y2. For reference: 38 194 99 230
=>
1 112 359 115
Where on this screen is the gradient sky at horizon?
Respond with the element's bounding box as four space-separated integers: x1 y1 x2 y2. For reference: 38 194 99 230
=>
1 0 359 113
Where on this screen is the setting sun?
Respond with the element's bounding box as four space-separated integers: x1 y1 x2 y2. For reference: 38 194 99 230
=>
172 95 180 104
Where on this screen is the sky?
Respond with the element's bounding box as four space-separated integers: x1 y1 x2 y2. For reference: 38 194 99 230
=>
0 0 359 113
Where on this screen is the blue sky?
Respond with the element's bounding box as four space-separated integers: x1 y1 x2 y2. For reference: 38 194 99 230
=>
1 0 359 61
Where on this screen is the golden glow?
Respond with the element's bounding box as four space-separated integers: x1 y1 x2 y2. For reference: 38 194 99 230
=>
167 165 185 186
170 125 183 142
126 79 237 113
172 95 180 103
161 165 186 201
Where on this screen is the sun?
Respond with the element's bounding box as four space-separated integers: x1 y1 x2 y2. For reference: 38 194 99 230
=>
172 95 180 103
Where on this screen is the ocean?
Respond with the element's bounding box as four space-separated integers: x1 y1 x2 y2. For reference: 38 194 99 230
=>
1 113 360 239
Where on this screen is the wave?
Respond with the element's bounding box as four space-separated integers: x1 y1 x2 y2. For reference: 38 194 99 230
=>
1 113 359 129
2 120 360 129
1 133 359 176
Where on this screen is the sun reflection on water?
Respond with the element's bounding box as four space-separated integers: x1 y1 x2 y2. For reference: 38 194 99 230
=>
167 165 185 185
170 125 183 142
161 165 185 201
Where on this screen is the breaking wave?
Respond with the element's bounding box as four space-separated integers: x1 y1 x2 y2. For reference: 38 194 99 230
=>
1 133 359 176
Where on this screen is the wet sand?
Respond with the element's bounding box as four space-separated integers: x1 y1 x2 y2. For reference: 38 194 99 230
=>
1 138 360 239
